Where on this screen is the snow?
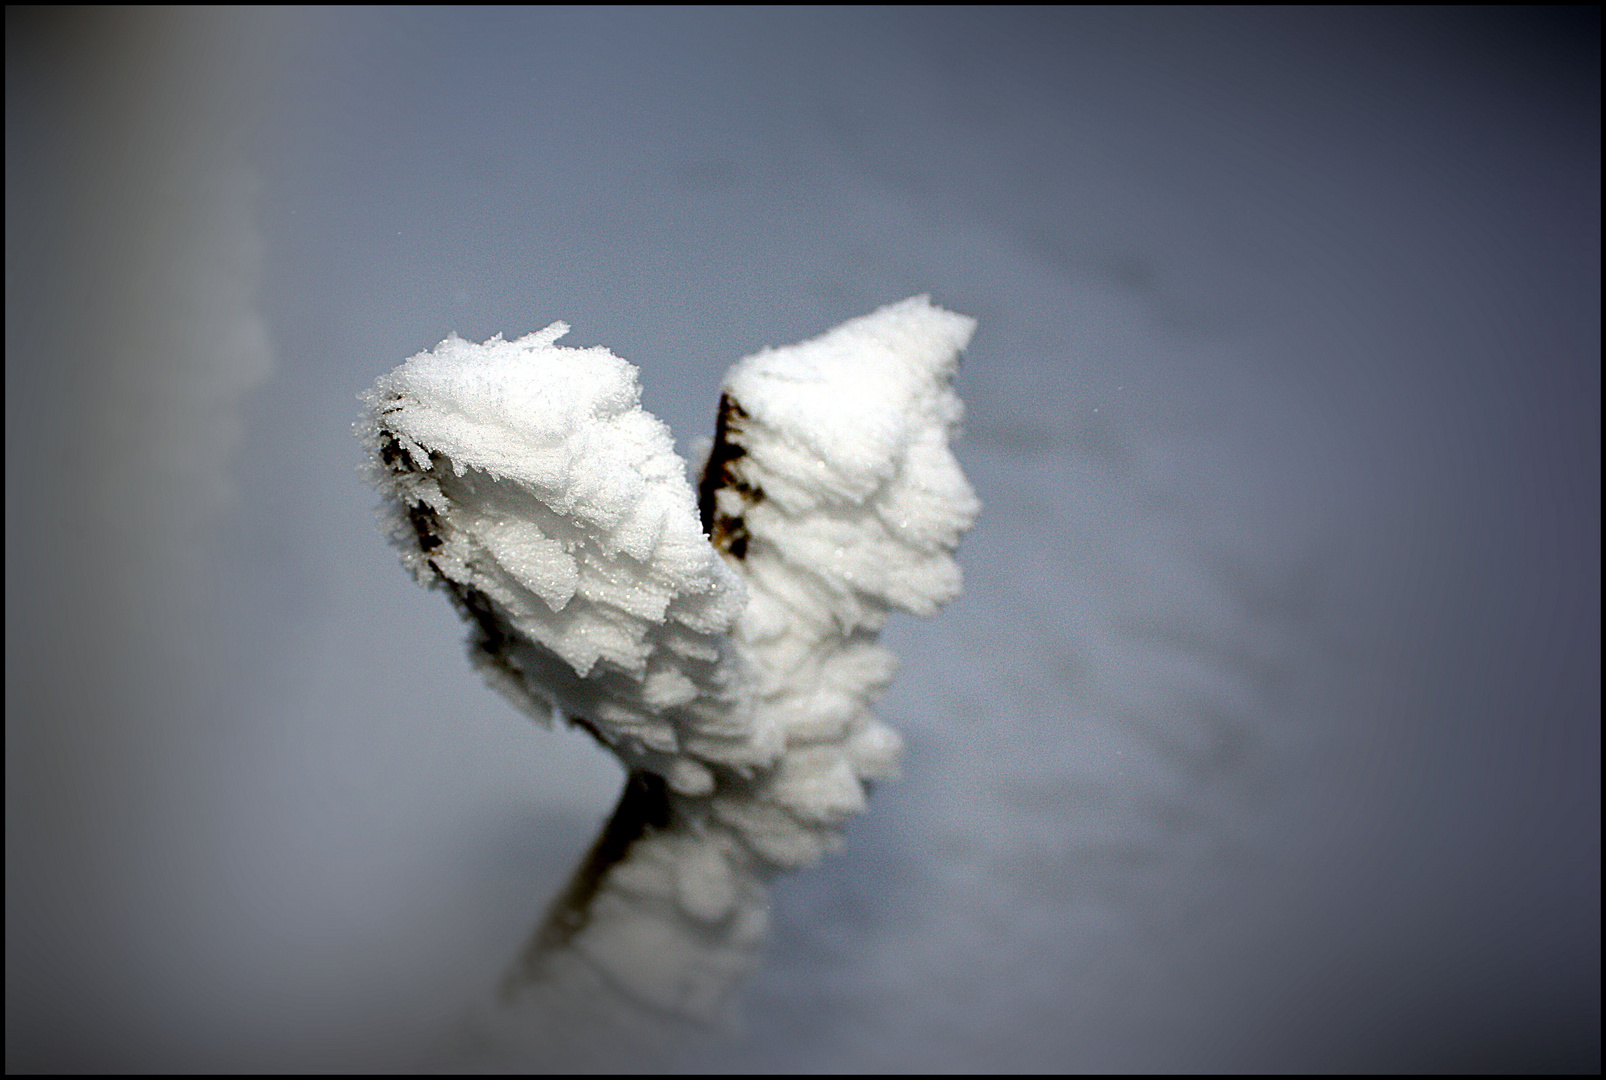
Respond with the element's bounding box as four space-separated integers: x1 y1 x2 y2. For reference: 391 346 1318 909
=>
6 7 1597 1074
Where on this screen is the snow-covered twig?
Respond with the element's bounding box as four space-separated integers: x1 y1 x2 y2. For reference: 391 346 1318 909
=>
358 296 978 1025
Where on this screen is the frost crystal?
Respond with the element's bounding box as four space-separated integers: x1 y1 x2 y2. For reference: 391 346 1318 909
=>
358 295 978 1022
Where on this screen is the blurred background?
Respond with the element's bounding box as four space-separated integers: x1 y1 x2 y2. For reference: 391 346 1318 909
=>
6 7 1598 1071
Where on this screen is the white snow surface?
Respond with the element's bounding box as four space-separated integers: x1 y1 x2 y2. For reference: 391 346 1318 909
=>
8 8 1596 1074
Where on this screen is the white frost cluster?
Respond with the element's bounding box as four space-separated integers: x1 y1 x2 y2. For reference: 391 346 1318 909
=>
359 296 977 1021
357 323 755 790
711 296 980 865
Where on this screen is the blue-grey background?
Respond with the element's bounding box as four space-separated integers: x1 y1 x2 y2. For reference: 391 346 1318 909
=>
7 7 1598 1071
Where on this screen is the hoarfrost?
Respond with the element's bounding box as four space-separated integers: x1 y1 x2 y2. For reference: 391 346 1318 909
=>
358 295 977 1024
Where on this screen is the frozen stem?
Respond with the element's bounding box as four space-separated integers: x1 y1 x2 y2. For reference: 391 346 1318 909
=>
357 296 979 1024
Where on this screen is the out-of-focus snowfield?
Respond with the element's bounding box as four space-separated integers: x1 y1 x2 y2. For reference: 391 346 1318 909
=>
7 8 1598 1072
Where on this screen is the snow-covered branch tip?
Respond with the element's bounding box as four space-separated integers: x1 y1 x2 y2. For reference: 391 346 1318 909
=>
357 295 978 1022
